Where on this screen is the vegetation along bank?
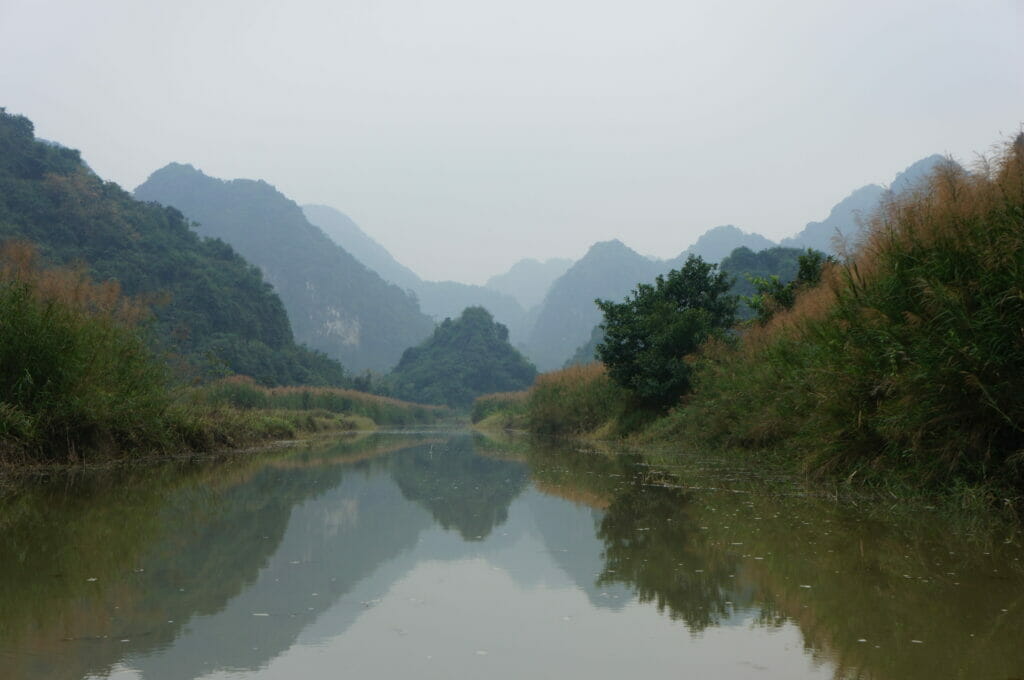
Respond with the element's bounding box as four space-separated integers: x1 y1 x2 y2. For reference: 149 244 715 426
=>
476 134 1024 514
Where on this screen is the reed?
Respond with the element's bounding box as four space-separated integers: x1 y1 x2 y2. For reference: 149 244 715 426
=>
650 135 1024 501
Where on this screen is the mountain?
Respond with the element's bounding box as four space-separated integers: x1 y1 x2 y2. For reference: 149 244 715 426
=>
780 185 885 253
485 257 574 309
782 154 948 253
388 307 537 407
301 204 421 292
526 240 664 371
0 108 347 386
679 225 776 263
301 203 530 343
135 164 434 373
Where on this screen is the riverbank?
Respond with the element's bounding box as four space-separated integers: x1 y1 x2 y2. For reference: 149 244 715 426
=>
475 136 1024 519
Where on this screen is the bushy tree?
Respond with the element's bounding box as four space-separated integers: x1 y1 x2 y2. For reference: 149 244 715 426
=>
596 256 736 409
388 307 537 408
745 249 829 324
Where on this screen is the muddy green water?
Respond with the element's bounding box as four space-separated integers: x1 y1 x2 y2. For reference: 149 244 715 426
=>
1 431 1021 679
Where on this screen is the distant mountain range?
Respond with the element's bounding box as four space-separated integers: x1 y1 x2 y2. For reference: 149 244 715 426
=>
522 154 951 369
301 204 533 344
780 155 946 252
136 165 435 373
143 151 952 375
485 257 573 309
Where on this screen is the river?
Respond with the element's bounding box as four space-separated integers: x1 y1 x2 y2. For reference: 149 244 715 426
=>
1 430 1021 679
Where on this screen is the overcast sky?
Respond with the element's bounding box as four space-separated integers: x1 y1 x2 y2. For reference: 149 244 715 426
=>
1 0 1021 284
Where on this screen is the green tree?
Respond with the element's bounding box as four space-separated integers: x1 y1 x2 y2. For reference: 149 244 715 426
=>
596 256 737 409
745 248 828 324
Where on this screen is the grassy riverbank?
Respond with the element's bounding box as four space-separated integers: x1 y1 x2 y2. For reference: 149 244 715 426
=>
0 242 448 465
476 135 1024 514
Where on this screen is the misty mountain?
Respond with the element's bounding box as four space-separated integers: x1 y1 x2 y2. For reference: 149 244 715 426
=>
302 203 531 343
136 164 435 373
526 240 664 371
782 154 948 253
301 204 421 291
0 109 348 386
485 257 574 309
677 225 776 264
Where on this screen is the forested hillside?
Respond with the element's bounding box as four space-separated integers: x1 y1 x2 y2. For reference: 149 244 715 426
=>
388 307 537 407
136 165 435 373
0 109 346 386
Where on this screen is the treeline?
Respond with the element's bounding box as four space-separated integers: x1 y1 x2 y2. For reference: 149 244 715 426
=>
477 134 1024 507
0 241 448 462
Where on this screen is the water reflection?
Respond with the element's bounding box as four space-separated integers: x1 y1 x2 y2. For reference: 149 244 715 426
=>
0 431 1021 679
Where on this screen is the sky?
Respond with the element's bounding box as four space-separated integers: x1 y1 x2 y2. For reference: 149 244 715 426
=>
1 0 1021 284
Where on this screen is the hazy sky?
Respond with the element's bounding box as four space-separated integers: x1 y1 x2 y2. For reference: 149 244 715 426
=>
2 0 1021 284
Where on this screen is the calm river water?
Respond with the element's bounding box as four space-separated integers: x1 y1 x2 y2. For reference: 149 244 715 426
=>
1 431 1021 679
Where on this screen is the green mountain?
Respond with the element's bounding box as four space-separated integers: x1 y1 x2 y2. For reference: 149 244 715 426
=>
525 240 663 371
301 203 532 343
136 165 435 373
388 307 537 407
0 108 346 386
485 257 574 309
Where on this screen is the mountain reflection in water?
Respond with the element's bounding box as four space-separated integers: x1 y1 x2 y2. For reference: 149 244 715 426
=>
0 431 1021 679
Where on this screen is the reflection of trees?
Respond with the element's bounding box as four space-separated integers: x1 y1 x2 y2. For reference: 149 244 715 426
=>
596 468 736 632
0 435 423 680
515 440 741 632
390 434 529 540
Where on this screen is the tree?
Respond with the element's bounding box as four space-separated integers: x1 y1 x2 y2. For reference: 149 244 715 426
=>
595 256 737 409
745 248 829 324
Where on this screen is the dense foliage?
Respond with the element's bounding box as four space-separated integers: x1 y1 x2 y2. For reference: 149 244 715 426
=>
136 164 435 373
0 242 174 459
741 248 828 324
492 135 1024 505
388 307 537 408
657 141 1024 497
596 256 737 410
0 108 348 387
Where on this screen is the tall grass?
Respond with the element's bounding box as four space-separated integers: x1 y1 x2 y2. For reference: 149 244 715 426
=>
653 136 1024 499
0 241 173 460
524 363 628 435
192 375 449 427
471 391 528 425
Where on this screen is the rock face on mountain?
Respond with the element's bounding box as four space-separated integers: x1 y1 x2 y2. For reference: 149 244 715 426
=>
525 240 664 371
301 203 530 343
485 257 574 310
136 165 435 373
